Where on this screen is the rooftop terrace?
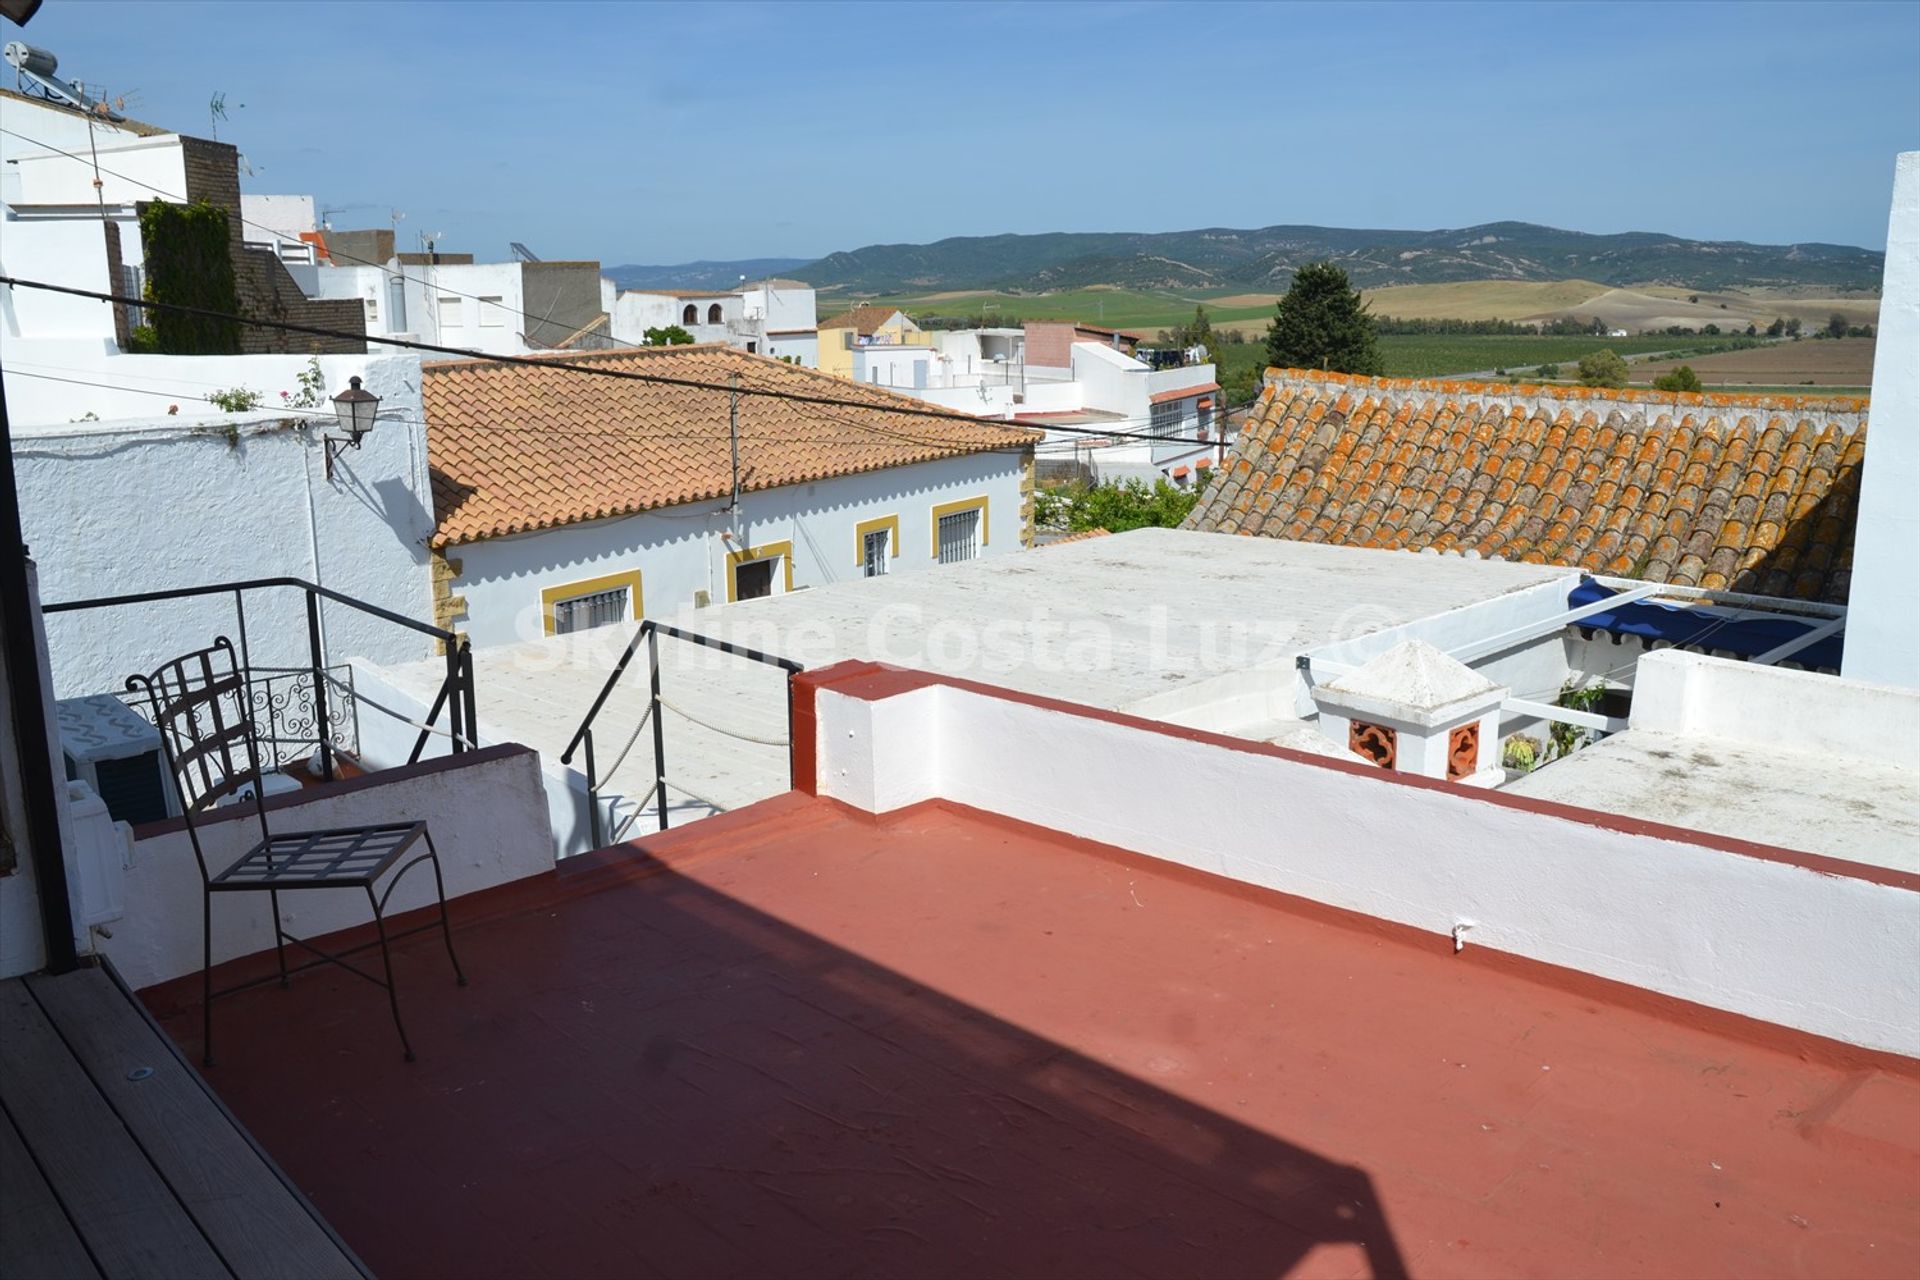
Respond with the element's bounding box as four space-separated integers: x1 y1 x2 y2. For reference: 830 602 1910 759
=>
145 794 1920 1280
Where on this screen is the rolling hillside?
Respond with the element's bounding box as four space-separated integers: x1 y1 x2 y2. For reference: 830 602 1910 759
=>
795 222 1882 295
605 258 812 291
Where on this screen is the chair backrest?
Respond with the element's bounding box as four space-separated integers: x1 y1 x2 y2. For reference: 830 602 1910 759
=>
125 637 273 878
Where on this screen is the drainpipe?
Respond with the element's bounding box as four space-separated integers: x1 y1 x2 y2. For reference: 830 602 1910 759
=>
0 370 81 973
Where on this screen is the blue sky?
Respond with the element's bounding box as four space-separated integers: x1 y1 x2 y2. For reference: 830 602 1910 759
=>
14 1 1919 264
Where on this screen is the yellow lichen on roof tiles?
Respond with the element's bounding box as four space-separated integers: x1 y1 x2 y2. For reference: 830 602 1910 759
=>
424 345 1038 547
1181 369 1870 604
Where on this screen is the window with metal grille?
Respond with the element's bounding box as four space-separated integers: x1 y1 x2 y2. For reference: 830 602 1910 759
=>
1150 400 1181 438
863 529 890 578
552 586 628 635
938 508 980 565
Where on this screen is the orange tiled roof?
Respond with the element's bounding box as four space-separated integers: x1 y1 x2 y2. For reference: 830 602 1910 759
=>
817 306 904 335
425 346 1039 547
1184 370 1870 603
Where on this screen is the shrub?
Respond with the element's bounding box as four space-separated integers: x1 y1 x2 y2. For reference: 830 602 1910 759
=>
206 386 264 412
1653 365 1702 393
1576 348 1629 388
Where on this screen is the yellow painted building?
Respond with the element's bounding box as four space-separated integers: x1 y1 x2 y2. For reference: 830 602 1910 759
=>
815 305 932 380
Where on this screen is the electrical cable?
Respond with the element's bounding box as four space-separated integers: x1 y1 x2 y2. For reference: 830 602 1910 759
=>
0 124 660 349
0 275 1245 451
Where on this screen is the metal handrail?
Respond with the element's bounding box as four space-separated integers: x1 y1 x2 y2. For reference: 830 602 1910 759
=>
43 576 475 776
560 619 802 846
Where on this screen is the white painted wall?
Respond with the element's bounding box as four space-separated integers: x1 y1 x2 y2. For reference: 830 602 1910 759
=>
1633 649 1920 771
13 354 439 698
1845 151 1920 689
103 746 554 990
1070 342 1149 423
0 221 119 344
1 95 186 335
814 677 1920 1057
403 261 526 355
239 194 315 246
447 449 1029 648
853 344 934 389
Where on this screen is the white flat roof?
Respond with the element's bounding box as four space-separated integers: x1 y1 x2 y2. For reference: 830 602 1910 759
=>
368 530 1570 827
1505 729 1920 875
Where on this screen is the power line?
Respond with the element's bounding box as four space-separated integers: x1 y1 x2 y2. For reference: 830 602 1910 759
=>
0 274 1240 450
0 124 654 350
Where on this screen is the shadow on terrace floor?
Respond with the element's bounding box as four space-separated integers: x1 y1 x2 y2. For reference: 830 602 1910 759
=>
143 805 1410 1280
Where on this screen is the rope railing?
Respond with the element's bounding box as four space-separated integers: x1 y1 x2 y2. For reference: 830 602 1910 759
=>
561 619 801 848
658 694 789 747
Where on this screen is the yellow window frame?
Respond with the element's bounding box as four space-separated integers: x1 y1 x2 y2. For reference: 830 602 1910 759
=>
540 568 644 637
725 540 795 602
928 495 989 558
853 514 901 568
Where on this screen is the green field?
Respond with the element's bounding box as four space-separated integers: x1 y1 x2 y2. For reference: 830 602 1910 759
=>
1210 335 1743 394
849 287 1274 335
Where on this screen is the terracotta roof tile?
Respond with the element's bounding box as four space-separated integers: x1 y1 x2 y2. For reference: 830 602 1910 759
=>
1183 370 1870 603
817 306 906 335
425 346 1037 547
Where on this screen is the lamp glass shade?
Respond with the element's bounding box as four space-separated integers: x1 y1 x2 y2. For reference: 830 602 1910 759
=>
331 376 381 440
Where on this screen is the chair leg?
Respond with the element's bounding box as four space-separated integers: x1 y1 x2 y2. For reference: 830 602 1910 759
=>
201 890 215 1068
269 888 290 988
366 885 416 1063
422 831 468 987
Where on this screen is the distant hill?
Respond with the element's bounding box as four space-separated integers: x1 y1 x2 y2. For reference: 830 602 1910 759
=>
604 258 811 291
794 222 1883 295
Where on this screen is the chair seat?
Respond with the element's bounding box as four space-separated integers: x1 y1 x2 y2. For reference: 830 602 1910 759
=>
209 821 427 891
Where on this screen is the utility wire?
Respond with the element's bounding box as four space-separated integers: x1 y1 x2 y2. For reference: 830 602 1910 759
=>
0 275 1241 451
0 124 655 349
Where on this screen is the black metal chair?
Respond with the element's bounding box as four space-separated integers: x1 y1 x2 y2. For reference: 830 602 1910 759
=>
127 636 465 1066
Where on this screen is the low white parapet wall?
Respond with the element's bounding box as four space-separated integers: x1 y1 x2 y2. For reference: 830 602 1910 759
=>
1631 648 1920 772
798 662 1920 1059
105 744 554 990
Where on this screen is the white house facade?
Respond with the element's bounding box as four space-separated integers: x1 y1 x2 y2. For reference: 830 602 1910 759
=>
447 449 1028 648
423 345 1037 649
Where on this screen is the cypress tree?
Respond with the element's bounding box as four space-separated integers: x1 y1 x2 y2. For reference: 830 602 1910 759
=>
1264 262 1382 375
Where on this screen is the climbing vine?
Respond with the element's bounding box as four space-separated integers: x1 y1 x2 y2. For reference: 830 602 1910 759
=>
137 199 242 354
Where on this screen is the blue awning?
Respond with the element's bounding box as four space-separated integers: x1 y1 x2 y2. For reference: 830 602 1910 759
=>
1569 579 1844 670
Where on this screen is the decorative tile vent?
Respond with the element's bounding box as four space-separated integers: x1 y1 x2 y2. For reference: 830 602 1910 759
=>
1349 721 1397 769
1311 639 1507 788
1447 723 1480 780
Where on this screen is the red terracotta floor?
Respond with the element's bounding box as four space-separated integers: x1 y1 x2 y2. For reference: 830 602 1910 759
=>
148 794 1920 1280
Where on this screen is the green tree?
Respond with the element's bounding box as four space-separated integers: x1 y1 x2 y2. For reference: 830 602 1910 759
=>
1826 312 1849 339
1264 262 1382 375
1766 317 1786 338
1653 365 1702 392
1785 317 1803 337
1576 348 1629 388
1044 478 1205 534
644 325 695 345
1169 305 1214 350
1535 362 1562 380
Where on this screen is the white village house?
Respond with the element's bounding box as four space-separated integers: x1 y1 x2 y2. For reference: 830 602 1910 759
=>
608 279 818 364
423 344 1038 648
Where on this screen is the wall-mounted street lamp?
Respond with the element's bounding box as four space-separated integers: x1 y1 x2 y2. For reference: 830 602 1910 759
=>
324 376 381 479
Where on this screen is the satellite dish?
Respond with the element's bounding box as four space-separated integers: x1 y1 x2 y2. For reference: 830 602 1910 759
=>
4 43 123 121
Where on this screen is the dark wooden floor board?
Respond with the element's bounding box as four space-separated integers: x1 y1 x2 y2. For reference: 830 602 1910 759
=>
0 1100 102 1280
0 978 230 1280
26 969 361 1280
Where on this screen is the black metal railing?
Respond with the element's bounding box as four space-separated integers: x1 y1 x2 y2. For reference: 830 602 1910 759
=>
43 577 475 780
560 620 802 847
